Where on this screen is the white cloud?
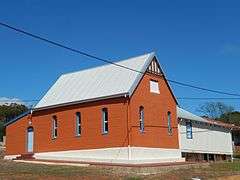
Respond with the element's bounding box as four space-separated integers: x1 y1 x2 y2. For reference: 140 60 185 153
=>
0 97 25 106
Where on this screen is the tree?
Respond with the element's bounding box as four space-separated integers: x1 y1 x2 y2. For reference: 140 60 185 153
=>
197 102 234 119
0 103 28 122
0 103 28 141
219 111 240 126
0 121 4 141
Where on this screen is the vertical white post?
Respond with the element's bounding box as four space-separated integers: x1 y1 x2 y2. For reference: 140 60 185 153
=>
128 145 131 160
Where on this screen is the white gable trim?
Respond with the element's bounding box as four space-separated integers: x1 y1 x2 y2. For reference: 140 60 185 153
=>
128 52 155 96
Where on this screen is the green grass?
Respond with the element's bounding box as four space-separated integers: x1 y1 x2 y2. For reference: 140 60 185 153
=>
210 160 240 172
0 158 240 180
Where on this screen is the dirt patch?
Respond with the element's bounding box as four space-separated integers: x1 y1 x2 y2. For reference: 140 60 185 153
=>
216 175 240 180
0 147 5 159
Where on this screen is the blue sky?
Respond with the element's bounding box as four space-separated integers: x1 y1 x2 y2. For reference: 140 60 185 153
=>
0 0 239 114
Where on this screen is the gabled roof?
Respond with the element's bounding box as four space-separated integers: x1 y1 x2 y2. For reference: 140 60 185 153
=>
177 107 208 123
177 107 238 129
34 52 177 110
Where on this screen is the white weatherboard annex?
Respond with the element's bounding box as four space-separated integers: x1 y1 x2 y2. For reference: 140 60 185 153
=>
177 107 233 155
35 52 156 110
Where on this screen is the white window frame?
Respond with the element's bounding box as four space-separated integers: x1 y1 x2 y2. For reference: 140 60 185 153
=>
150 80 160 94
52 116 58 139
139 106 144 132
186 121 193 139
167 111 172 135
102 108 108 134
76 112 81 136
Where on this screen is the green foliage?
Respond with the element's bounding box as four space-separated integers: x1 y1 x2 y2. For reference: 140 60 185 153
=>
0 103 28 141
197 102 240 126
198 102 234 119
0 103 28 122
233 153 240 159
0 121 4 141
218 111 240 126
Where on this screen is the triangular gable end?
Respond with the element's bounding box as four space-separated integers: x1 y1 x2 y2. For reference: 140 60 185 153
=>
146 57 163 76
128 55 178 105
147 57 178 105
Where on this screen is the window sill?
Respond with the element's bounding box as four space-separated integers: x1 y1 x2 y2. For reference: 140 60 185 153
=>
150 92 160 95
102 132 108 135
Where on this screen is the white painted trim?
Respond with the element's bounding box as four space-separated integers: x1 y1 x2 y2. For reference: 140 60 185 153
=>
33 147 184 164
181 149 233 155
128 145 131 160
4 154 20 160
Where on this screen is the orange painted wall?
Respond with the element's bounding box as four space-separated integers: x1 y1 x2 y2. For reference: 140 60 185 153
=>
6 73 179 155
129 73 179 149
6 98 128 155
6 115 30 155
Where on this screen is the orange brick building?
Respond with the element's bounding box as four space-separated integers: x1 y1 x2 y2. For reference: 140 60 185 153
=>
5 53 184 164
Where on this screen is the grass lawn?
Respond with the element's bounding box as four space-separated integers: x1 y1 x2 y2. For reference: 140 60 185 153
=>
0 159 240 180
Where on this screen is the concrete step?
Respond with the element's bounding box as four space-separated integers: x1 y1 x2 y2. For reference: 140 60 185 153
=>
15 153 35 160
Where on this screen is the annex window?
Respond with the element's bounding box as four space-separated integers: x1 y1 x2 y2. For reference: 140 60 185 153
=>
150 80 160 94
186 121 193 139
52 116 58 139
167 111 172 135
76 112 81 136
139 106 144 132
102 108 108 134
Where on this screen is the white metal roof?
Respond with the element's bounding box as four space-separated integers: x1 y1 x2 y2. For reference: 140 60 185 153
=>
177 107 208 123
34 52 155 110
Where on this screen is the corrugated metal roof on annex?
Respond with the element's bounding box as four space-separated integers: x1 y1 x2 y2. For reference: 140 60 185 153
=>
177 107 208 123
34 52 155 110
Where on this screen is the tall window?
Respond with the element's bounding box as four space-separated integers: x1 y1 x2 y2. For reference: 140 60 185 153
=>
102 108 108 134
52 116 58 139
167 111 172 135
186 121 193 139
139 106 144 132
76 112 81 136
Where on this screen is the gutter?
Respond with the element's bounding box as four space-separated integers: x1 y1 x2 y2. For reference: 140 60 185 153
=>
5 93 129 126
34 93 129 112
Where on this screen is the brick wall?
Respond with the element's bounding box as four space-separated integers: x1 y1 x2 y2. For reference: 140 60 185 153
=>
6 73 179 155
129 73 179 149
6 97 128 155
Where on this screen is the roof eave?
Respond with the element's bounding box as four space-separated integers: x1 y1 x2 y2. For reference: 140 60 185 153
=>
128 52 156 96
34 92 129 112
4 110 31 127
